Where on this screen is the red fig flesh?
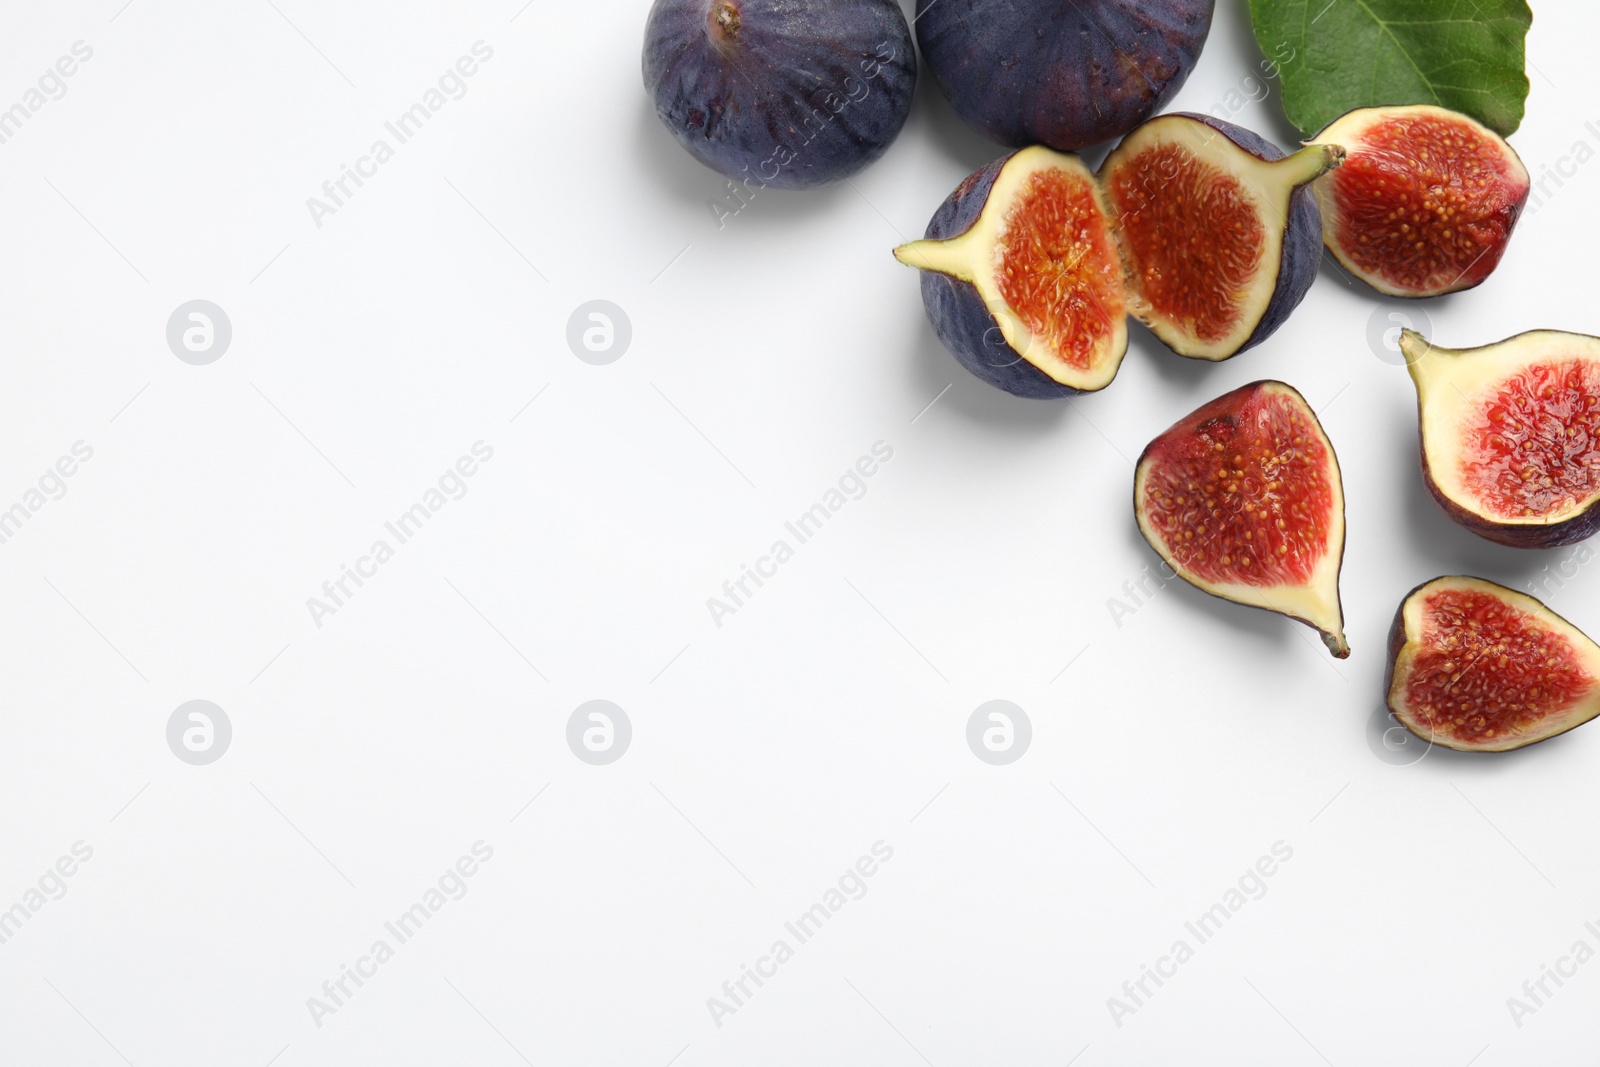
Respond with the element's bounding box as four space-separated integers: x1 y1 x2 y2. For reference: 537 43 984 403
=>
1385 576 1600 752
1134 380 1349 657
1400 328 1600 548
990 160 1129 375
1106 141 1265 345
1100 115 1340 360
1310 105 1530 298
891 147 1130 394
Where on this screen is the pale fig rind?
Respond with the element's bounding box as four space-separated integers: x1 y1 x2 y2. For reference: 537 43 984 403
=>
1133 380 1350 658
1384 576 1600 752
1400 328 1600 548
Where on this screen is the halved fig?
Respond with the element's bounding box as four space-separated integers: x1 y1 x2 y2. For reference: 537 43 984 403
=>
893 116 1342 395
1100 114 1342 360
1400 328 1600 548
892 146 1129 397
1385 576 1600 752
1309 105 1530 298
1134 380 1349 657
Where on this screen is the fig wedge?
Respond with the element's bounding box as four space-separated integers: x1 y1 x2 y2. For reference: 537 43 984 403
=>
1385 576 1600 752
1100 114 1341 361
1400 328 1600 548
1310 105 1529 298
1134 381 1349 657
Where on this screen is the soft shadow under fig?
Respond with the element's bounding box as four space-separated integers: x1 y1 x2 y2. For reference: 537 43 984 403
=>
632 98 726 210
1398 451 1558 587
1412 726 1584 773
629 98 858 226
902 315 1072 433
1127 320 1226 392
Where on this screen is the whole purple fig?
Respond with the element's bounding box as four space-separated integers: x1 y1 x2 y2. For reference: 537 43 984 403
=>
915 0 1214 151
643 0 916 189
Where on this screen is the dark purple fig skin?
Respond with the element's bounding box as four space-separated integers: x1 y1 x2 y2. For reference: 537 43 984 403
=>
643 0 915 189
1170 113 1325 356
914 0 1214 151
916 154 1084 399
1382 586 1410 718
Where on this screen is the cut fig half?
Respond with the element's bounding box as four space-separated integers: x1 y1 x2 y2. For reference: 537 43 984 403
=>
1385 576 1600 752
1400 328 1600 548
892 146 1130 397
893 115 1342 395
1310 105 1530 298
1134 380 1349 657
1100 114 1343 361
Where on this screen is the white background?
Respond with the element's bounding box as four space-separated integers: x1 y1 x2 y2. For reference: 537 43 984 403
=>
1 0 1597 1064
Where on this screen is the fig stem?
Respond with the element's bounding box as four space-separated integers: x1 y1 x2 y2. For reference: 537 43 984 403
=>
892 238 974 281
1321 628 1352 659
709 1 740 44
1277 142 1346 186
1398 328 1435 365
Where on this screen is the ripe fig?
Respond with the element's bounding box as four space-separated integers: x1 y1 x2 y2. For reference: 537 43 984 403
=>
642 0 916 189
892 147 1130 397
1134 381 1349 657
913 0 1214 151
1385 576 1600 752
1400 328 1600 548
1099 114 1342 361
1309 105 1530 298
891 116 1342 395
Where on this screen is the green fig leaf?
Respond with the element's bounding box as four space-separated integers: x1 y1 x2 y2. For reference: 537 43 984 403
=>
1248 0 1533 137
